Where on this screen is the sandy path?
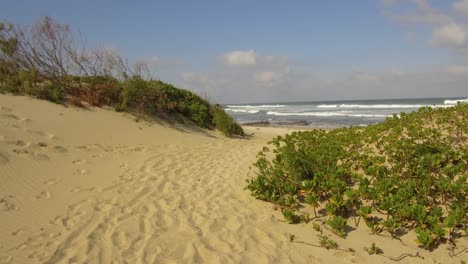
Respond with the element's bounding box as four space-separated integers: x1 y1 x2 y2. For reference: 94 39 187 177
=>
0 95 465 264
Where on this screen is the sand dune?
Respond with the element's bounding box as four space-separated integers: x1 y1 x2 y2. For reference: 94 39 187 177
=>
0 95 465 263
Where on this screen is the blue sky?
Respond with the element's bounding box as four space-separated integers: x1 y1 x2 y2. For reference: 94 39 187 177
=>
2 0 468 103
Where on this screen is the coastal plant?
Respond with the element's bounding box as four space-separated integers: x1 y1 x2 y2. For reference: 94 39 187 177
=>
304 193 320 217
246 103 468 250
365 218 384 234
299 213 311 224
357 206 373 227
318 234 339 250
415 228 436 249
381 218 400 238
212 106 244 137
327 215 347 237
0 17 244 137
282 208 300 224
366 242 383 255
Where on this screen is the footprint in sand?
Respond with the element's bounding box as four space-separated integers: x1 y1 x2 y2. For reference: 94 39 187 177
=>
0 113 19 120
0 152 9 165
52 145 67 153
76 145 95 152
91 153 104 158
112 231 130 249
73 168 89 175
70 187 81 193
25 129 47 137
18 117 31 124
12 149 29 156
35 191 51 200
0 106 12 112
48 134 59 140
11 228 24 236
61 215 82 229
70 186 96 193
10 124 21 130
14 140 27 147
32 152 50 161
44 178 60 185
0 197 18 211
72 159 86 165
37 142 48 148
0 255 13 264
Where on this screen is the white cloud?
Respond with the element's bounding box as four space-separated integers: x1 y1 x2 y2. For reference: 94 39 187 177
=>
147 56 161 65
413 0 430 11
454 0 468 17
222 50 257 65
389 12 451 25
253 65 290 86
383 0 451 25
430 23 467 47
381 0 399 6
383 0 468 53
446 65 468 75
253 71 282 85
391 69 406 77
179 71 195 80
354 73 380 81
175 65 468 103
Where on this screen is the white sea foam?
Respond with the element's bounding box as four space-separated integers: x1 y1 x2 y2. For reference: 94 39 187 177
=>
266 111 390 118
317 104 338 108
337 104 444 109
226 104 286 108
444 98 468 104
225 109 259 113
315 104 452 109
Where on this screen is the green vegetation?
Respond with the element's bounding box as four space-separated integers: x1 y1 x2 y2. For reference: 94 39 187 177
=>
318 234 339 250
246 104 467 250
0 17 243 137
327 215 347 237
211 106 244 137
313 223 339 250
366 242 383 255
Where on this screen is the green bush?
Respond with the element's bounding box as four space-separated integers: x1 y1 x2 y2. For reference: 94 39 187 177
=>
74 75 121 106
118 78 217 129
246 104 468 249
36 83 65 104
1 17 244 136
0 68 244 136
212 106 244 137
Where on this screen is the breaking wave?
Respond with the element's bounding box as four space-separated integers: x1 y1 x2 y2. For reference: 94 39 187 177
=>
226 104 286 108
266 111 390 118
316 104 448 109
444 98 468 105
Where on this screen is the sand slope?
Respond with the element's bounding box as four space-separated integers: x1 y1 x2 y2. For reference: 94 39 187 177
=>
0 95 466 264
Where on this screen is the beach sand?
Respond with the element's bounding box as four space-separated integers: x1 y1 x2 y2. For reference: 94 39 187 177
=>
0 95 465 263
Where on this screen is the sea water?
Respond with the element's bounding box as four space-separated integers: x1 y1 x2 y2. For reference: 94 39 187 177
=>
225 97 468 128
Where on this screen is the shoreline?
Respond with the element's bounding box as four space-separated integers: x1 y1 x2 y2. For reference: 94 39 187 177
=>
226 97 468 130
0 94 465 264
241 121 340 131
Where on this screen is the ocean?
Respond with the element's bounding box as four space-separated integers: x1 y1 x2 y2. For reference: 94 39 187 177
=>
225 97 468 128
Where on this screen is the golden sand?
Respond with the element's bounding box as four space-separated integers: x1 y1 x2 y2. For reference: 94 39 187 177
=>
0 95 465 263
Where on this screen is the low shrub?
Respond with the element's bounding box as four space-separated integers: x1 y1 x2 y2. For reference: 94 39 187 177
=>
0 17 243 137
36 83 65 104
246 104 468 249
212 106 244 137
